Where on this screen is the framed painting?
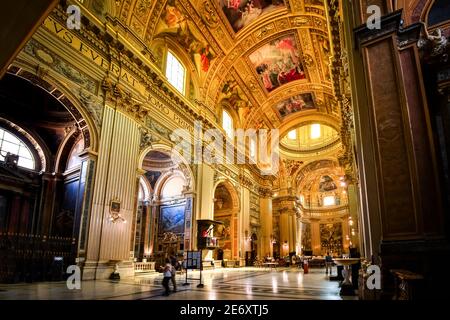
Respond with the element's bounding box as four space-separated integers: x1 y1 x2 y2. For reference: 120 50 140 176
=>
160 204 186 234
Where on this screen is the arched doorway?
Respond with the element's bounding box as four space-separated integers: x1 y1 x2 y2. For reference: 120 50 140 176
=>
135 146 194 271
295 160 352 257
213 180 240 266
133 177 152 263
0 72 96 283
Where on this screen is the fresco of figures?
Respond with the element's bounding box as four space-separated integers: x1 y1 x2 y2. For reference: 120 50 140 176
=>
319 175 337 192
275 93 315 118
220 0 285 33
249 35 306 92
155 0 215 73
220 79 251 109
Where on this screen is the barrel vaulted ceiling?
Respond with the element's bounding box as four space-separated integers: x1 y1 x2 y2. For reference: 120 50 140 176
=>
111 0 340 132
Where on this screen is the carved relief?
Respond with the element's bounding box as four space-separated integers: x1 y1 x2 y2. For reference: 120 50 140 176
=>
79 89 104 129
140 127 160 150
201 1 220 28
102 77 149 122
24 39 98 94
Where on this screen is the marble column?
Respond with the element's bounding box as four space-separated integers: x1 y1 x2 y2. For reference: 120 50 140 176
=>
148 202 158 256
183 191 196 251
288 213 297 254
82 105 140 280
311 220 321 255
348 7 448 296
347 184 361 252
240 187 250 264
342 219 350 253
195 164 214 261
260 196 273 257
291 213 298 254
76 151 97 262
279 211 289 256
297 217 302 254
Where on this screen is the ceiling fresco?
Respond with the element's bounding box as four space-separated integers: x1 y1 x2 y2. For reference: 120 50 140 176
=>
154 0 216 74
106 0 345 183
112 0 337 130
219 0 286 33
274 92 315 118
249 34 307 93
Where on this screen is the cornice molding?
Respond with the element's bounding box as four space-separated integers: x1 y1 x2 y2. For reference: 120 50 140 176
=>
354 10 404 48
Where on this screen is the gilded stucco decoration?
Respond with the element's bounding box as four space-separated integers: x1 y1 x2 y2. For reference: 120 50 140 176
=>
111 0 339 132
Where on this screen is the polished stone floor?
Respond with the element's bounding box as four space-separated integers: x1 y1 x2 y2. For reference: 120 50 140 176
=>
0 267 356 300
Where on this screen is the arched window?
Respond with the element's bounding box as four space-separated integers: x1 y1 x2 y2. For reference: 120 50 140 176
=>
66 139 84 170
323 195 336 207
428 0 450 26
161 175 185 199
249 137 257 159
222 110 234 138
310 123 321 139
288 129 297 140
138 176 151 202
166 51 186 95
0 127 35 170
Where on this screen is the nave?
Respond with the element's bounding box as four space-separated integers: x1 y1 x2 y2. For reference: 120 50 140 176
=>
0 267 351 300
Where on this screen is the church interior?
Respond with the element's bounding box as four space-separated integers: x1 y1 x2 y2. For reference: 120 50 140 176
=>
0 0 449 301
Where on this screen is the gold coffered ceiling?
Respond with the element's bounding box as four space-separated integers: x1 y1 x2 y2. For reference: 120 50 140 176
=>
114 0 339 131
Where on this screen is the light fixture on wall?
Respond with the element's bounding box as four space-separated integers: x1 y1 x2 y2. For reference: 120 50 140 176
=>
348 216 354 226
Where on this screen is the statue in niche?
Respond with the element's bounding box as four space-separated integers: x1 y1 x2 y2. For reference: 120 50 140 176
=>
156 0 215 73
88 0 118 20
140 130 159 149
319 175 337 192
418 27 449 63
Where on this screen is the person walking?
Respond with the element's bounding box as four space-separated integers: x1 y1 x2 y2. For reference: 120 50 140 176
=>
162 259 173 296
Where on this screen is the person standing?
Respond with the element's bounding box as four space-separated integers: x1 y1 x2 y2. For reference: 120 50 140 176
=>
325 252 333 275
170 255 177 292
162 259 173 296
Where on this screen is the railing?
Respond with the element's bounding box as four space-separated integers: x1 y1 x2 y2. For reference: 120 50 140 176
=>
298 203 350 219
298 200 349 210
0 233 77 283
134 262 156 273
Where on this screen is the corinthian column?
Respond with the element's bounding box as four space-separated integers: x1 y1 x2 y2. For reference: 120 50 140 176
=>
82 103 141 280
260 195 273 258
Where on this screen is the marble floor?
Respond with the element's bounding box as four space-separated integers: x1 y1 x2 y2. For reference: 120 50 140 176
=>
0 267 357 300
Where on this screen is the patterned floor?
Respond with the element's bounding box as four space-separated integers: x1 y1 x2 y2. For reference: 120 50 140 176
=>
0 267 357 300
